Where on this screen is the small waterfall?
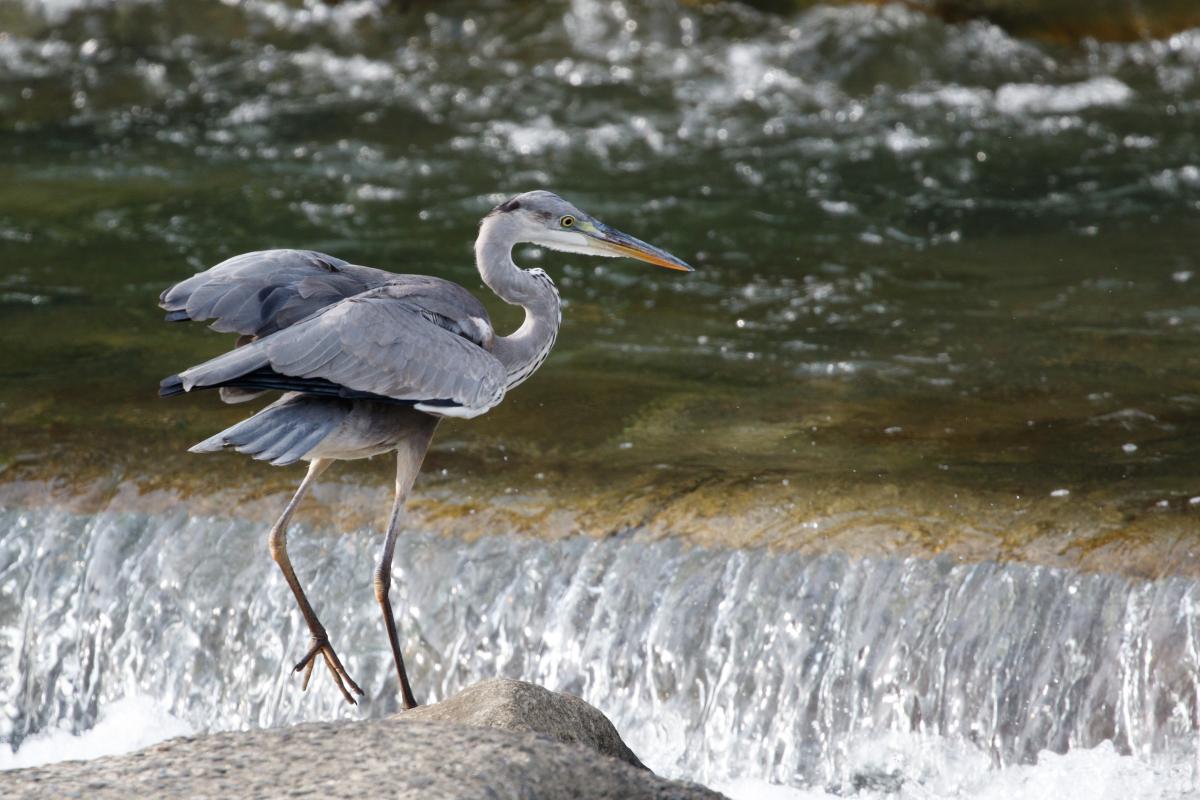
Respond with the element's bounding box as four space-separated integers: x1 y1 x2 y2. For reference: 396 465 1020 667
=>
1 502 1198 793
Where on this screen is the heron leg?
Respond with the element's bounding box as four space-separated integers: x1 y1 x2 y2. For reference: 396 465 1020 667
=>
269 457 364 704
375 493 418 709
374 415 438 710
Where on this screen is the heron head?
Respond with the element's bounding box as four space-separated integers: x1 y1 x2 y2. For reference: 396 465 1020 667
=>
487 190 693 272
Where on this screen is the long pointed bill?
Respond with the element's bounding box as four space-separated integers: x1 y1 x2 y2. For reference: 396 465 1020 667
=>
585 222 694 272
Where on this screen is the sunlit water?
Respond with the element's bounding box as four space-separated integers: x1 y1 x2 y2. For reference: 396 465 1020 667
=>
3 0 1200 796
1 503 1198 797
2 0 1199 509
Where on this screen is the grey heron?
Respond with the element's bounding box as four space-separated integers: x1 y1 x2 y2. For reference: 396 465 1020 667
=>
158 191 692 709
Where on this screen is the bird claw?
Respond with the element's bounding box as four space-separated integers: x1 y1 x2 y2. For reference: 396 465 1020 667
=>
294 635 365 705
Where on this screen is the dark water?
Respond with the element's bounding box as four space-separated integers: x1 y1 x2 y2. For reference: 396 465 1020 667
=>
1 0 1200 795
2 0 1199 520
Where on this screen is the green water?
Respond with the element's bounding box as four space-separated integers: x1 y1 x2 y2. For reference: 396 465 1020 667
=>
2 0 1199 565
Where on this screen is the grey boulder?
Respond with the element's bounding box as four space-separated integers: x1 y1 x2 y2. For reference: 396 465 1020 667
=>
4 680 726 800
403 677 647 769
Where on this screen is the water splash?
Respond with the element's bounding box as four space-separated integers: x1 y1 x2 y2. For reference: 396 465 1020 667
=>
1 502 1197 794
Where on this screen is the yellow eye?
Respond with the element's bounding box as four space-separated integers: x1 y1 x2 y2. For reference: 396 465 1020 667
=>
560 215 575 228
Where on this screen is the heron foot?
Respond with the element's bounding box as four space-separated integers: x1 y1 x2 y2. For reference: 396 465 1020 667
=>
293 635 365 705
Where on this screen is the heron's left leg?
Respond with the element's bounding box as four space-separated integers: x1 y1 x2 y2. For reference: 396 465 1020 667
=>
374 415 438 710
269 457 363 704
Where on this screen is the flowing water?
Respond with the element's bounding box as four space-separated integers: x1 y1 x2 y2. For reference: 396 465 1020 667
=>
2 0 1200 796
1 502 1199 797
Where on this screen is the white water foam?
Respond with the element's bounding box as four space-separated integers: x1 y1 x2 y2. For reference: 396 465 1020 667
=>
3 505 1199 797
3 695 1195 800
711 734 1199 800
995 76 1133 115
0 695 192 770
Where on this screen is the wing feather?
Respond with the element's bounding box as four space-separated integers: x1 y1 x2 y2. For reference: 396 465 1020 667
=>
160 249 495 349
173 285 506 417
160 250 395 337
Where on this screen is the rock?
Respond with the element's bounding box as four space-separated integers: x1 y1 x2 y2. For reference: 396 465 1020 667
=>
403 678 646 769
4 682 726 800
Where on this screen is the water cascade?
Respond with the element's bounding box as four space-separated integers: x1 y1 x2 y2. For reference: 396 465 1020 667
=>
2 504 1196 796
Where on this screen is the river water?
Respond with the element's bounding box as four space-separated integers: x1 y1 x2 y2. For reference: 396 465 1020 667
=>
1 502 1198 797
2 0 1199 796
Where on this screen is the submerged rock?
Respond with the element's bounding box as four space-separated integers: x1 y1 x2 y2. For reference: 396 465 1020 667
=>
5 681 723 800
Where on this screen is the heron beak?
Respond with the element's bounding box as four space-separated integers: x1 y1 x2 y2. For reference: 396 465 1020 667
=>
585 222 694 272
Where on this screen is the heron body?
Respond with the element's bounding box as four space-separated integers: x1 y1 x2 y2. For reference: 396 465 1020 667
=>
159 191 692 708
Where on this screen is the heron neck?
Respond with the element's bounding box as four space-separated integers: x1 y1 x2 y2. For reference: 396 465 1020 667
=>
475 216 562 390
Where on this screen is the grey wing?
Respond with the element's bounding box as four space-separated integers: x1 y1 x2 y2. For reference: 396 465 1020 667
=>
167 285 506 418
159 249 398 337
372 274 495 351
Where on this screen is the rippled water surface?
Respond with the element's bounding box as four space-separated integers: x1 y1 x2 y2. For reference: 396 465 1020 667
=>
2 0 1199 512
2 0 1200 795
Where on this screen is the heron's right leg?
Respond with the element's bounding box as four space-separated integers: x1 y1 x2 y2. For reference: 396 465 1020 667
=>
268 457 364 704
374 415 438 710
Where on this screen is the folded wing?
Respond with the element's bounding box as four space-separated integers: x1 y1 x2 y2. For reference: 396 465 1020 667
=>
160 249 398 337
161 253 504 418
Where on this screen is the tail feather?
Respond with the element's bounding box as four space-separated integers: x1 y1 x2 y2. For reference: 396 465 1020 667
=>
253 422 315 464
160 339 270 400
188 395 347 466
188 432 233 455
159 375 185 398
177 343 272 393
276 425 331 465
231 425 286 457
218 387 268 404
